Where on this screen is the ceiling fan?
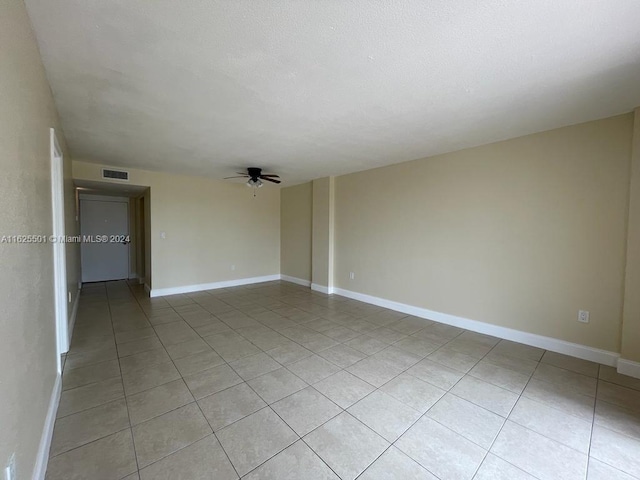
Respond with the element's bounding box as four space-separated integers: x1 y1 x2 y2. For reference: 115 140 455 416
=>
224 167 281 188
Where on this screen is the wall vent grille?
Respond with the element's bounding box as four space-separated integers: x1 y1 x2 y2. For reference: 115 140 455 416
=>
102 168 129 181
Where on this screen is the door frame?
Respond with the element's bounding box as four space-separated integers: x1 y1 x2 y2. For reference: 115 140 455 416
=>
50 128 68 373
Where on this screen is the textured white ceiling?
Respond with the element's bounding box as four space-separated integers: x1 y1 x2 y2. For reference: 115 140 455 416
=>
26 0 640 185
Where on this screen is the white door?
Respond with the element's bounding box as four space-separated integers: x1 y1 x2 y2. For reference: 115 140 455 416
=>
81 199 129 282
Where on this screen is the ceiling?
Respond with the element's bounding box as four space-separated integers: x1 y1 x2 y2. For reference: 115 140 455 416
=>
26 1 640 186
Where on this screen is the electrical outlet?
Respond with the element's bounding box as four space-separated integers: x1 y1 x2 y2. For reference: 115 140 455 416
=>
349 272 355 280
5 453 16 480
231 265 236 271
578 310 590 323
68 291 72 303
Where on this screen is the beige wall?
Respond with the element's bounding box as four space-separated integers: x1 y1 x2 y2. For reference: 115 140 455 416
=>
281 182 313 281
0 0 79 477
622 108 640 363
73 162 280 292
334 114 633 352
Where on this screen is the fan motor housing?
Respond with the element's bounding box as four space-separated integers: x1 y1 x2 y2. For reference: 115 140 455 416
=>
247 167 262 180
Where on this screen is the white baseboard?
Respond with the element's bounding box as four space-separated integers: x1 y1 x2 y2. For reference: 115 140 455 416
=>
281 275 312 287
311 283 334 295
150 274 281 298
333 287 620 367
32 373 61 480
66 287 81 348
617 359 640 379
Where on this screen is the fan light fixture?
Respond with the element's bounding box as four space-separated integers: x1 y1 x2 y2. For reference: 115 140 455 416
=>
247 178 263 188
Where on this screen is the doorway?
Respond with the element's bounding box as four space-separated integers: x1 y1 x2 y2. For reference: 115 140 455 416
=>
80 196 130 282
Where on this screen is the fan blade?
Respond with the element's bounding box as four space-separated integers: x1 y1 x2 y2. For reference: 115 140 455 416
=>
236 172 248 175
260 176 281 184
224 175 249 179
260 174 280 178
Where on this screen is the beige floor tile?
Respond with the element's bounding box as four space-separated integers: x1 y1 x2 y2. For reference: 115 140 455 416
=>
122 361 181 396
216 407 298 476
380 372 445 413
533 363 597 396
541 351 599 377
598 366 640 392
482 351 539 376
522 378 595 421
427 346 480 373
313 370 376 409
509 396 592 453
474 454 536 480
373 346 422 370
57 377 124 418
243 440 339 480
173 350 225 376
154 321 201 346
138 435 237 479
387 316 433 335
194 320 232 337
595 399 640 440
491 340 544 362
443 339 494 359
491 421 588 480
346 356 403 388
201 330 243 348
318 344 366 368
164 338 212 360
587 457 637 480
62 359 121 391
348 390 421 442
344 335 388 355
247 368 308 404
127 379 194 425
132 403 212 468
406 358 464 390
469 360 530 393
287 355 341 384
272 386 342 436
117 337 164 357
266 342 313 364
46 429 137 480
450 375 519 417
119 348 172 375
304 412 389 480
50 398 130 456
115 327 157 345
230 352 282 380
427 393 504 449
597 381 640 412
395 416 486 480
358 446 437 480
198 382 266 430
64 343 118 370
590 425 640 478
183 364 243 399
393 337 439 357
213 339 263 362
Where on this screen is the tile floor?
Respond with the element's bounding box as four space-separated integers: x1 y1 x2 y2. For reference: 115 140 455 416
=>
46 280 640 480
